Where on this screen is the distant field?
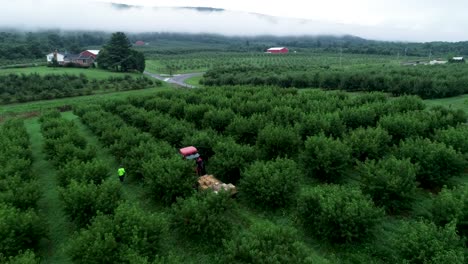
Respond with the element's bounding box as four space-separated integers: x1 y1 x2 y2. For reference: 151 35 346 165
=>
145 52 414 74
0 66 142 80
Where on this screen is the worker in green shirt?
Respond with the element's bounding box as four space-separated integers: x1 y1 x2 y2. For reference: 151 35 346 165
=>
118 166 126 182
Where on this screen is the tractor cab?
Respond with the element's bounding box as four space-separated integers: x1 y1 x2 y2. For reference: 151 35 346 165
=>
179 146 200 160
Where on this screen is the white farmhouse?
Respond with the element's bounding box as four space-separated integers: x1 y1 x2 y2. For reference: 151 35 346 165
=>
46 52 65 64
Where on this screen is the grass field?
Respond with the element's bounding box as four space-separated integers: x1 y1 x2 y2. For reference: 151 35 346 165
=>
184 75 204 87
424 94 468 113
0 66 142 80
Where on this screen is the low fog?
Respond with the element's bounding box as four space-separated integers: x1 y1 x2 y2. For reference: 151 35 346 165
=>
1 0 467 42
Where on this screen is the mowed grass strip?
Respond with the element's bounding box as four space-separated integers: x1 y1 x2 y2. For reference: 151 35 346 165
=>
25 117 73 264
424 94 468 113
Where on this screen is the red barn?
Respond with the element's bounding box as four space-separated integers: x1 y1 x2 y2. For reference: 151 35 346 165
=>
266 47 288 54
135 40 145 46
79 50 100 59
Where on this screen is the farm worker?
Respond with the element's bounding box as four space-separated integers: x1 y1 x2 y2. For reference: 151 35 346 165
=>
196 157 206 176
118 166 126 182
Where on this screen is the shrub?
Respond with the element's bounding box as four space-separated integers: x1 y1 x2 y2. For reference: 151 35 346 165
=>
0 203 45 257
395 138 466 189
340 104 378 129
297 112 345 140
0 250 39 264
142 155 196 205
256 124 301 160
434 125 468 155
57 159 109 187
201 108 236 132
430 186 467 239
223 222 328 264
297 184 383 243
68 203 165 263
226 114 267 145
209 139 256 184
0 176 40 210
239 158 301 209
345 126 391 162
301 134 352 182
377 220 465 263
171 191 237 243
378 112 429 143
59 180 122 227
358 156 417 212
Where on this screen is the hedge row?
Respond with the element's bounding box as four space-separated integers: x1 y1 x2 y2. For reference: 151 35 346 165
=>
202 64 468 99
39 110 120 227
0 120 44 259
0 73 160 104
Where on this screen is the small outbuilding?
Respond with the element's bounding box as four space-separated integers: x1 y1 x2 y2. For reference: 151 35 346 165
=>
450 57 465 63
135 41 145 46
266 47 289 54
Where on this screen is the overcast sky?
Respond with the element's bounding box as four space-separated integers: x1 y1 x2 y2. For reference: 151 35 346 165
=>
1 0 467 42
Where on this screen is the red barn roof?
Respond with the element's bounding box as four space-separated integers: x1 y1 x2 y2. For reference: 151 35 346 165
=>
135 41 145 46
266 47 288 53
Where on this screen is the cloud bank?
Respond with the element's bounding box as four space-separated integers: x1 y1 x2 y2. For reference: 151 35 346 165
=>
0 0 467 42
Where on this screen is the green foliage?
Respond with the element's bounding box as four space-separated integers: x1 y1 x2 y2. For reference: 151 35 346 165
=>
57 158 109 187
430 186 467 239
297 185 384 243
209 139 256 184
301 134 352 182
202 108 236 132
345 126 392 161
0 176 40 210
68 203 165 263
395 138 467 189
226 114 267 145
377 220 465 264
0 203 45 257
171 191 237 243
223 222 327 264
0 250 39 264
340 104 378 129
297 112 345 139
378 112 429 143
142 155 196 205
256 124 301 160
240 158 301 209
59 180 122 227
358 156 417 212
434 125 468 155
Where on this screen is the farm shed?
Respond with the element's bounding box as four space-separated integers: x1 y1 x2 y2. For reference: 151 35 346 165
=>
266 47 289 54
135 41 145 46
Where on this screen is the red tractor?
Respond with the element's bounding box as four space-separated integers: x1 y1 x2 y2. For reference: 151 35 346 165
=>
179 146 237 195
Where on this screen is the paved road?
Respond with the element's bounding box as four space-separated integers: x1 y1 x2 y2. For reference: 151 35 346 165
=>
144 71 204 88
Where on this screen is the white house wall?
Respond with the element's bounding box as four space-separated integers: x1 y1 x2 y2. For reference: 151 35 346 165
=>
46 53 65 63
